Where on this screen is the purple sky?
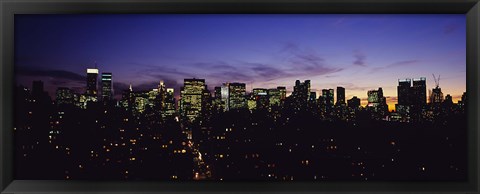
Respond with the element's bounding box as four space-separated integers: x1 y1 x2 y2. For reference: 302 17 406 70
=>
14 14 466 110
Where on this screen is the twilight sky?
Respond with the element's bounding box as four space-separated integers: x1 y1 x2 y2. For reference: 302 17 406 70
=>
15 14 466 110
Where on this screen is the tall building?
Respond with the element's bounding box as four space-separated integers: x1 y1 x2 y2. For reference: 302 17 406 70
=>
367 87 388 117
277 86 287 102
101 72 113 101
322 89 334 109
221 83 230 111
157 81 167 110
347 96 361 109
180 78 206 121
430 87 444 105
268 88 282 107
228 83 247 110
253 88 269 110
336 87 346 106
86 68 99 97
292 80 310 109
397 79 411 105
411 77 427 106
163 88 176 117
396 77 426 121
56 87 74 105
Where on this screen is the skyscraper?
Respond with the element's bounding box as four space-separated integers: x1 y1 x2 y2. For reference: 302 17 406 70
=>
411 77 427 106
277 86 287 101
228 83 247 110
221 83 230 111
322 89 334 109
253 88 269 110
86 68 99 97
164 88 176 117
268 88 281 107
347 96 361 109
180 78 206 121
396 77 426 121
336 87 346 106
56 87 74 105
101 72 113 101
367 87 388 117
292 80 310 109
397 79 411 105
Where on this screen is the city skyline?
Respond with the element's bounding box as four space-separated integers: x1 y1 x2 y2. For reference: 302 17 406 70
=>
15 14 466 111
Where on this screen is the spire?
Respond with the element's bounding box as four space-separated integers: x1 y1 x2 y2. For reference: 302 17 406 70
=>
129 83 133 92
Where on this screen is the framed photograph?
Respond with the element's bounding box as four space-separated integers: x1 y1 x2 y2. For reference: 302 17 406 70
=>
1 0 479 193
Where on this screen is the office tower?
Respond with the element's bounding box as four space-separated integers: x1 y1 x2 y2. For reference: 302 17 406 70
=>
367 87 388 115
336 87 346 106
228 83 247 110
56 87 74 105
397 79 411 105
396 79 411 114
277 86 287 102
164 88 176 117
213 86 223 111
396 77 426 121
411 77 427 106
101 72 113 101
253 88 269 110
157 81 167 110
268 88 282 107
180 78 206 121
221 83 230 111
322 89 334 109
292 80 310 109
86 68 99 97
247 93 257 110
347 96 361 109
214 87 222 99
148 89 159 101
135 95 149 113
202 86 212 114
430 87 444 105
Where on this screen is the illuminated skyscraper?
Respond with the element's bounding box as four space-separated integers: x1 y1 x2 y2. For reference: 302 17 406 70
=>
228 83 247 110
221 83 230 111
277 86 287 101
292 80 310 110
322 89 334 109
164 88 176 117
86 68 99 97
180 78 206 121
56 87 74 105
336 87 346 106
367 87 388 117
101 72 112 101
253 88 269 110
268 88 281 107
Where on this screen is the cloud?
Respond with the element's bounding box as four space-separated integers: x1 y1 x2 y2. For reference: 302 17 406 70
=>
281 43 344 77
353 50 367 67
370 60 419 73
16 66 86 82
248 62 291 81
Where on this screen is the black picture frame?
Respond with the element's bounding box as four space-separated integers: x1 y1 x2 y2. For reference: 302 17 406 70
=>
1 0 479 193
